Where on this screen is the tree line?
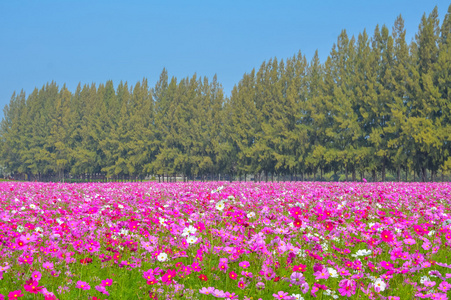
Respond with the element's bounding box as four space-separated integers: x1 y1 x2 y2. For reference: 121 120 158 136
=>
2 6 451 182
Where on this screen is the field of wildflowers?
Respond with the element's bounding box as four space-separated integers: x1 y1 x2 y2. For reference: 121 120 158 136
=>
0 181 451 300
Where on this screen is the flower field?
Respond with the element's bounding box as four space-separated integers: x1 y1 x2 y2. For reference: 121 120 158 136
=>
0 182 451 300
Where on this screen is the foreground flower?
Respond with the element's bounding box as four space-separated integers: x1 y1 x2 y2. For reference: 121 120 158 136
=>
215 201 225 211
338 279 356 297
24 281 42 294
374 278 386 292
8 290 23 299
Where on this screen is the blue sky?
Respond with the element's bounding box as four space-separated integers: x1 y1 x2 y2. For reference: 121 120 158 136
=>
0 0 449 118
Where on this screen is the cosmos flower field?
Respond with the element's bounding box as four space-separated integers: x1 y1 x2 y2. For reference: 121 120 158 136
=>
0 182 451 300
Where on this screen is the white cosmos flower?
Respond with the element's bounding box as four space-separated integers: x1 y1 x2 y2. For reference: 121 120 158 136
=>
182 225 197 237
29 204 36 209
291 294 304 300
215 201 225 211
118 204 124 209
157 252 168 262
186 235 198 244
374 278 386 292
327 267 338 278
247 212 255 218
17 225 24 233
420 276 430 284
20 207 26 211
354 249 372 257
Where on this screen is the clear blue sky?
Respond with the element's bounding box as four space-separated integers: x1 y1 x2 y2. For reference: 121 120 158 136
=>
0 0 449 119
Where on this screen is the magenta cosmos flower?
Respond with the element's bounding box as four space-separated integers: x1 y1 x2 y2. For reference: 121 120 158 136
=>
8 290 24 299
380 230 394 243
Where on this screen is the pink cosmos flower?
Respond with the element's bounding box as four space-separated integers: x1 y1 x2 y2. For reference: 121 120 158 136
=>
313 267 329 280
338 279 356 297
239 261 250 268
241 270 253 278
238 279 247 289
31 271 41 281
75 281 90 290
19 233 36 244
224 292 239 299
218 262 229 272
101 279 112 287
95 285 109 295
273 291 291 299
42 262 54 270
199 287 215 295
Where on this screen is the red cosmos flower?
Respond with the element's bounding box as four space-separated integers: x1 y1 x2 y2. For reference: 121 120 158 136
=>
149 291 158 299
112 252 121 261
198 274 208 281
380 230 394 243
324 222 334 231
229 271 238 280
293 219 302 228
292 264 307 272
274 276 280 282
80 258 93 264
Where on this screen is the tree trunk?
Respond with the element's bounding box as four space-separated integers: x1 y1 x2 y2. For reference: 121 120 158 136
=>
397 167 400 182
372 170 377 182
352 167 356 182
405 166 408 182
345 164 348 182
382 157 386 182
